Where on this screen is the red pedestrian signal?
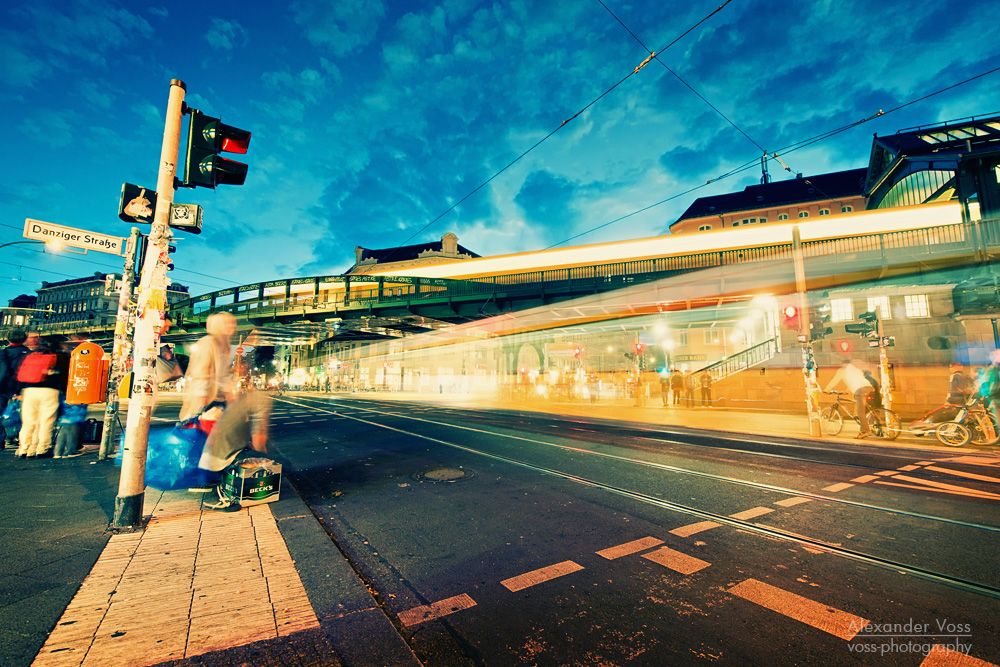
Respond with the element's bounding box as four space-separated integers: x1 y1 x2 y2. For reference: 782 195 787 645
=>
634 342 645 355
781 305 800 330
573 346 583 359
836 339 853 354
182 109 251 189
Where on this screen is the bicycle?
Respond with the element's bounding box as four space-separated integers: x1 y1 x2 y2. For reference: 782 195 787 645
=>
821 391 901 440
935 395 1000 447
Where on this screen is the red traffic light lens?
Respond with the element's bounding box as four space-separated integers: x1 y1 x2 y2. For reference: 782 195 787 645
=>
837 340 853 354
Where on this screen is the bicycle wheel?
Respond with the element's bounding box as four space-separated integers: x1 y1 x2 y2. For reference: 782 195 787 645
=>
936 422 972 447
867 408 901 440
971 411 1000 445
820 407 843 435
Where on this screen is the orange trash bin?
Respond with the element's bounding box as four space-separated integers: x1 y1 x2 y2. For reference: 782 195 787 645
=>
67 342 110 404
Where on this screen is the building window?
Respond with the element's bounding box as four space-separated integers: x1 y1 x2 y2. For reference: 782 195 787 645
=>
904 294 930 318
699 224 712 231
678 331 688 347
867 296 891 320
778 214 788 220
758 218 767 224
841 205 853 213
798 211 809 218
819 208 830 216
830 298 853 322
704 329 721 345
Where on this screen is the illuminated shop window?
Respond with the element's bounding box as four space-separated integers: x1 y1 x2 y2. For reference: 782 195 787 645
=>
904 294 930 318
830 298 853 322
866 296 891 320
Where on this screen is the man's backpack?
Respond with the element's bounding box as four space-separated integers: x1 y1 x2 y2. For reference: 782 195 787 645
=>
17 351 58 384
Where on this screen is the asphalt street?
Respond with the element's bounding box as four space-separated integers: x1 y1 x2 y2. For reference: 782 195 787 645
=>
260 393 1000 666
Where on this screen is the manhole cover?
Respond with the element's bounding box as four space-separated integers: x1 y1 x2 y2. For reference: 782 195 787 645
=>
412 467 475 483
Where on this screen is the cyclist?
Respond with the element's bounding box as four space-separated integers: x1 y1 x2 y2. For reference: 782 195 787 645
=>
824 360 873 439
946 362 972 405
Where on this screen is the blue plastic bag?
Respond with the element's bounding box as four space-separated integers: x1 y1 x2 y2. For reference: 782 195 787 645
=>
59 402 88 425
144 420 218 491
2 401 21 432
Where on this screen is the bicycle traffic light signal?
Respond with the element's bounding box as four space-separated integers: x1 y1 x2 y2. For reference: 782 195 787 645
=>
845 310 878 337
809 304 832 340
182 109 251 189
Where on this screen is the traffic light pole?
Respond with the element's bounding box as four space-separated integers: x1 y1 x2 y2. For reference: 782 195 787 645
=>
112 80 184 529
99 227 142 460
792 227 822 437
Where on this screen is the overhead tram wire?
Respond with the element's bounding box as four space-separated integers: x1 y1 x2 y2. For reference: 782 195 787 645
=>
597 0 767 155
546 64 1000 248
380 0 735 261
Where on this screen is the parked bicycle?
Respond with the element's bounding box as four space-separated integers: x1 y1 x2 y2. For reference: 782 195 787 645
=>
821 391 901 440
933 395 999 447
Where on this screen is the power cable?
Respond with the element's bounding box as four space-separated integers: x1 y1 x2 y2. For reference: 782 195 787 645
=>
381 0 734 261
546 65 1000 248
597 0 766 155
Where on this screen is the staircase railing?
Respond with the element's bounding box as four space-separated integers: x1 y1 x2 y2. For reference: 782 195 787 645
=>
699 337 779 382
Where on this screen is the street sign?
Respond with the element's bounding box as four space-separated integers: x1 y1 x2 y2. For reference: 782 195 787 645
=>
119 183 157 223
235 346 245 355
170 202 203 234
24 219 125 256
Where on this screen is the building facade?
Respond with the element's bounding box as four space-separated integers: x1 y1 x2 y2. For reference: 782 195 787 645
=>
346 233 480 275
670 168 868 234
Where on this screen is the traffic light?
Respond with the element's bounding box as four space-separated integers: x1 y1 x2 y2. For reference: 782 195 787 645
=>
780 305 800 330
835 339 853 354
845 311 878 337
634 342 645 355
182 109 251 189
573 345 583 359
809 304 832 340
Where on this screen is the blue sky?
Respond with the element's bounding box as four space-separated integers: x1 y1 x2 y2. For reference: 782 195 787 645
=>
2 0 999 305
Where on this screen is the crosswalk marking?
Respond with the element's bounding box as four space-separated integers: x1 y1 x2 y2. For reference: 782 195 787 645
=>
727 579 868 641
641 547 710 575
919 645 998 667
670 521 721 537
730 507 774 520
596 537 663 560
398 594 477 627
775 497 812 507
501 561 584 592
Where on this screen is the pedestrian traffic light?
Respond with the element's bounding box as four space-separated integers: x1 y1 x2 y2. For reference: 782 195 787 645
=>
573 345 583 359
634 342 645 355
780 305 800 330
182 109 251 189
809 304 832 340
845 311 878 337
836 339 853 354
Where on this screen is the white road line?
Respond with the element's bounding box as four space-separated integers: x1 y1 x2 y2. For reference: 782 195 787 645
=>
774 497 812 507
727 578 868 641
398 594 477 627
729 507 774 520
501 561 584 592
670 521 721 537
596 537 663 560
641 547 711 575
823 483 854 492
919 645 998 667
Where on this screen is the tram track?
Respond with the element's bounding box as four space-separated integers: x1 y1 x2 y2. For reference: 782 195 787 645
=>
274 394 1000 600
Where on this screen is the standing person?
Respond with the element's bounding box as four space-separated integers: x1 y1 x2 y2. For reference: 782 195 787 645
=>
946 362 972 405
658 371 670 406
670 369 684 406
684 370 697 407
699 371 713 407
0 330 31 450
823 360 874 439
979 350 1000 427
16 335 69 458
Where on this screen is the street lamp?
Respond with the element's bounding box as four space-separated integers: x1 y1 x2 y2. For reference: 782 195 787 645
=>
0 240 58 251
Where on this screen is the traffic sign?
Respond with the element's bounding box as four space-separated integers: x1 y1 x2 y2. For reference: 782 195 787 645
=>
235 346 245 355
119 183 157 223
24 219 125 256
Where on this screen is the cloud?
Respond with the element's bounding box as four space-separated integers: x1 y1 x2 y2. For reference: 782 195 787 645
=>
148 6 168 19
205 18 248 51
290 0 387 56
0 38 52 87
19 110 75 148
